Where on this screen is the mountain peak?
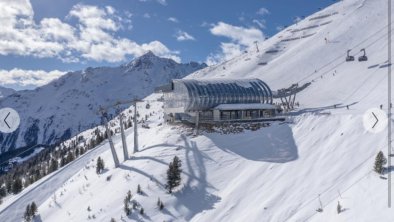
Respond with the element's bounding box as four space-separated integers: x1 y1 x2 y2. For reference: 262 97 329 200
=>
141 50 156 58
124 51 166 68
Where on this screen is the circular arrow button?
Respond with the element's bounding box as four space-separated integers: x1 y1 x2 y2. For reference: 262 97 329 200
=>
0 108 20 133
363 108 388 134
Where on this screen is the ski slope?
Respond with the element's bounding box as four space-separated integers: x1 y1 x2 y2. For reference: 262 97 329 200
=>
190 0 390 111
33 97 392 221
2 0 394 221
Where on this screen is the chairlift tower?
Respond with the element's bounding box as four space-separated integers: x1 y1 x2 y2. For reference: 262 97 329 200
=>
98 98 143 166
99 108 120 168
114 101 134 161
119 112 129 161
254 41 259 52
114 99 143 155
132 98 143 153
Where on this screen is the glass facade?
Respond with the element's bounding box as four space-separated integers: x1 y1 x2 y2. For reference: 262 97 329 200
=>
164 79 273 112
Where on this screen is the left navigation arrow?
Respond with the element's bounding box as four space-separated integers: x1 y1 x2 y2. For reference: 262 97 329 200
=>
0 108 20 133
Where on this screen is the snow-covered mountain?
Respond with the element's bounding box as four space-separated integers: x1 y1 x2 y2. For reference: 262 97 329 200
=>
0 51 206 153
0 86 15 98
2 0 394 221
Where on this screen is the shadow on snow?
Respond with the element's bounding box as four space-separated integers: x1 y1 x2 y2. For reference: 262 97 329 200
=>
172 134 221 221
206 123 299 163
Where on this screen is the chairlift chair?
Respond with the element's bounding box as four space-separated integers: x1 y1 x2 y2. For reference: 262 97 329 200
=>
346 49 354 62
358 48 368 62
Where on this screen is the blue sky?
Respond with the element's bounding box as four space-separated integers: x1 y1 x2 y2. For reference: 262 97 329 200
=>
0 0 335 90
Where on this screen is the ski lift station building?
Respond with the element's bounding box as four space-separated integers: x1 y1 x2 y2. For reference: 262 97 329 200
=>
163 79 278 123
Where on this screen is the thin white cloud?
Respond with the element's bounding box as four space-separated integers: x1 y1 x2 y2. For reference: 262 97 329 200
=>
0 1 179 63
138 0 167 5
294 16 302 23
125 10 133 18
157 0 167 5
143 13 151 18
252 19 266 29
210 22 265 46
0 69 66 88
207 22 265 65
257 7 270 16
206 43 243 66
168 17 179 23
200 21 212 27
106 6 115 15
176 31 195 41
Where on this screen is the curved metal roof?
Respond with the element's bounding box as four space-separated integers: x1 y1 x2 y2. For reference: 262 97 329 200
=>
173 79 273 111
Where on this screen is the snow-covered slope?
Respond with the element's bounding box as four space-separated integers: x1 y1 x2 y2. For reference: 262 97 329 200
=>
31 99 391 221
0 52 206 153
2 0 394 221
190 0 388 111
0 86 15 98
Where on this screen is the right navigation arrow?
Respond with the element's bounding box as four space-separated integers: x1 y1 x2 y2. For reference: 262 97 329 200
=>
372 112 379 129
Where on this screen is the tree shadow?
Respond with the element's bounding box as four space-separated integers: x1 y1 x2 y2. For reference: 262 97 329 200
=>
119 164 164 188
141 143 181 152
383 166 394 175
171 135 221 220
128 211 152 221
161 208 175 218
100 168 110 174
33 214 43 222
205 123 298 163
132 156 212 184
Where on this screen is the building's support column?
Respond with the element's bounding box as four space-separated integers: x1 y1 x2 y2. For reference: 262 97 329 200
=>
213 110 220 121
194 111 200 136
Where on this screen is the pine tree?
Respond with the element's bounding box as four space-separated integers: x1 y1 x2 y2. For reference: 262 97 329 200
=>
140 207 144 215
60 156 66 167
159 201 164 211
0 186 6 198
96 157 105 174
75 148 80 157
124 197 131 216
66 152 75 163
12 177 23 194
157 198 161 207
30 201 38 217
337 201 342 214
374 151 387 174
110 218 116 222
137 184 142 194
24 204 31 222
166 156 182 193
6 179 12 194
126 190 132 202
49 158 58 173
132 202 137 210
